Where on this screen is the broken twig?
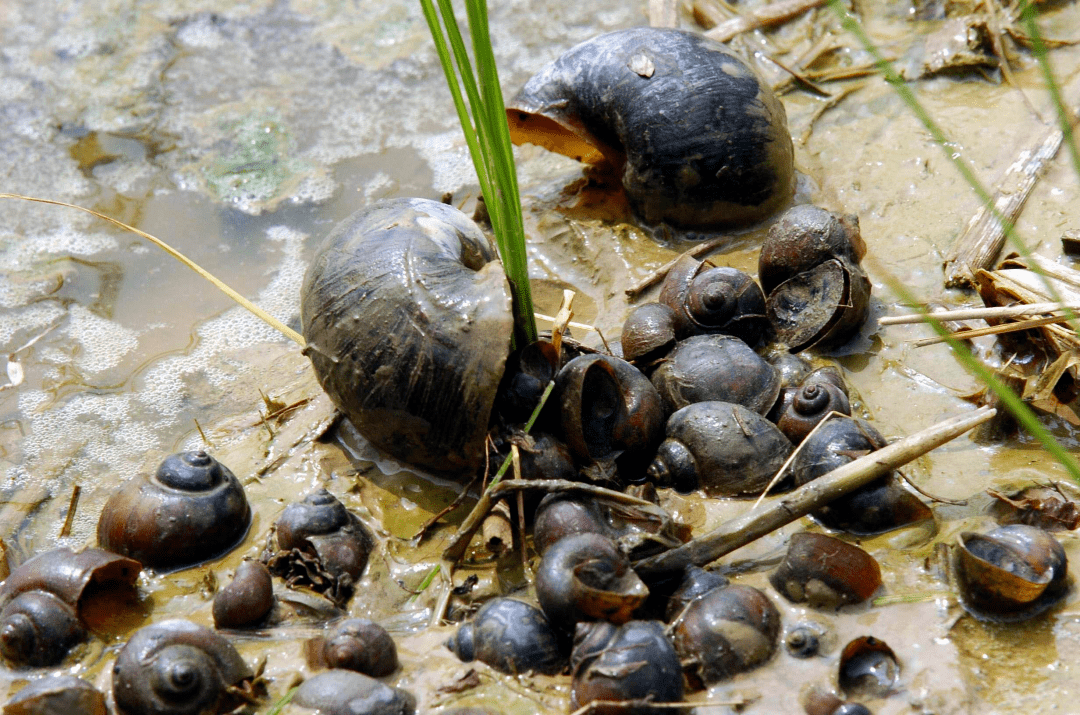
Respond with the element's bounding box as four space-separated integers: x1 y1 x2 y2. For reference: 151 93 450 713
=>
703 0 828 43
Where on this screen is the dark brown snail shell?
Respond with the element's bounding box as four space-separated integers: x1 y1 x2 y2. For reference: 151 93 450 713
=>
274 489 374 583
650 334 780 417
954 524 1068 622
792 417 932 535
0 591 84 667
769 533 882 609
0 548 140 668
508 27 794 228
804 689 873 715
309 619 398 678
445 598 565 675
4 675 107 715
291 669 416 715
535 533 648 630
112 619 252 715
838 636 899 699
212 559 274 630
97 450 251 571
620 303 677 366
570 620 683 715
647 401 793 496
670 583 780 687
301 197 512 475
552 353 664 480
776 367 851 444
533 494 609 556
759 205 866 295
759 206 871 352
658 255 768 345
663 566 729 622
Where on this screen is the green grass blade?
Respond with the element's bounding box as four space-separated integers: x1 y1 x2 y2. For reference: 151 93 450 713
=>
1018 0 1080 182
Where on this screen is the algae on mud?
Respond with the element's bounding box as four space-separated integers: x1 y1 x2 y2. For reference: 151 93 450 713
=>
2 0 1080 713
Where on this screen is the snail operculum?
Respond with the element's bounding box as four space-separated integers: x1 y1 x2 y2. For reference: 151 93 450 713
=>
301 197 512 475
508 27 793 229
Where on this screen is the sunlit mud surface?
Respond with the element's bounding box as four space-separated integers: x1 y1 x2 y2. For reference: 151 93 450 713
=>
3 0 1080 712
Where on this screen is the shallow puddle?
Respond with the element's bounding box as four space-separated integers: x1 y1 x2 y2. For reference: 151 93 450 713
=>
3 0 1080 713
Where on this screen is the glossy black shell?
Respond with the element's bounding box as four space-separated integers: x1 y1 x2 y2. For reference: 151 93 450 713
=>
508 28 794 228
446 598 565 675
301 198 512 474
570 620 683 715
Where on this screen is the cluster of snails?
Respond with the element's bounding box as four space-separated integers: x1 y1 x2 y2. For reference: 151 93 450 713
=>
1 449 406 715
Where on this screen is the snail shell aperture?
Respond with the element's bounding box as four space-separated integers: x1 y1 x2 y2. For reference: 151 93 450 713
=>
446 598 565 675
111 619 252 715
301 197 512 475
508 27 794 228
0 548 141 667
97 451 251 571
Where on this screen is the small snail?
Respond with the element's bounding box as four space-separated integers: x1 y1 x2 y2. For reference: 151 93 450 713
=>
620 303 677 367
837 636 899 699
309 618 399 677
508 27 794 228
301 198 512 475
212 559 274 630
571 620 683 715
954 524 1068 621
775 367 851 444
445 598 565 675
97 450 251 571
658 255 768 346
4 675 107 715
769 533 882 609
552 353 664 482
111 619 252 715
670 584 780 687
291 670 415 715
650 334 780 418
647 401 793 496
792 417 932 534
536 533 648 630
264 489 374 606
0 548 140 667
804 689 873 715
784 619 836 659
759 205 871 351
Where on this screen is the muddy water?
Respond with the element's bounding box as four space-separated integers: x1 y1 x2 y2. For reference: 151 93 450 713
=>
3 0 1080 712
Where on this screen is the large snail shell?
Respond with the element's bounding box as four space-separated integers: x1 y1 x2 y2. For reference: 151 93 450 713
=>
0 591 85 667
535 533 648 629
274 489 374 582
4 675 107 715
301 198 512 475
758 205 866 295
570 620 683 715
0 547 141 611
658 255 768 345
292 669 416 715
664 566 729 622
446 598 565 675
112 619 252 715
508 28 794 228
670 584 780 687
97 451 251 571
310 618 399 677
647 401 793 496
650 334 780 417
955 524 1068 622
212 560 274 630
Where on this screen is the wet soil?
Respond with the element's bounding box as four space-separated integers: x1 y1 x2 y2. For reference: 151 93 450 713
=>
3 0 1080 713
